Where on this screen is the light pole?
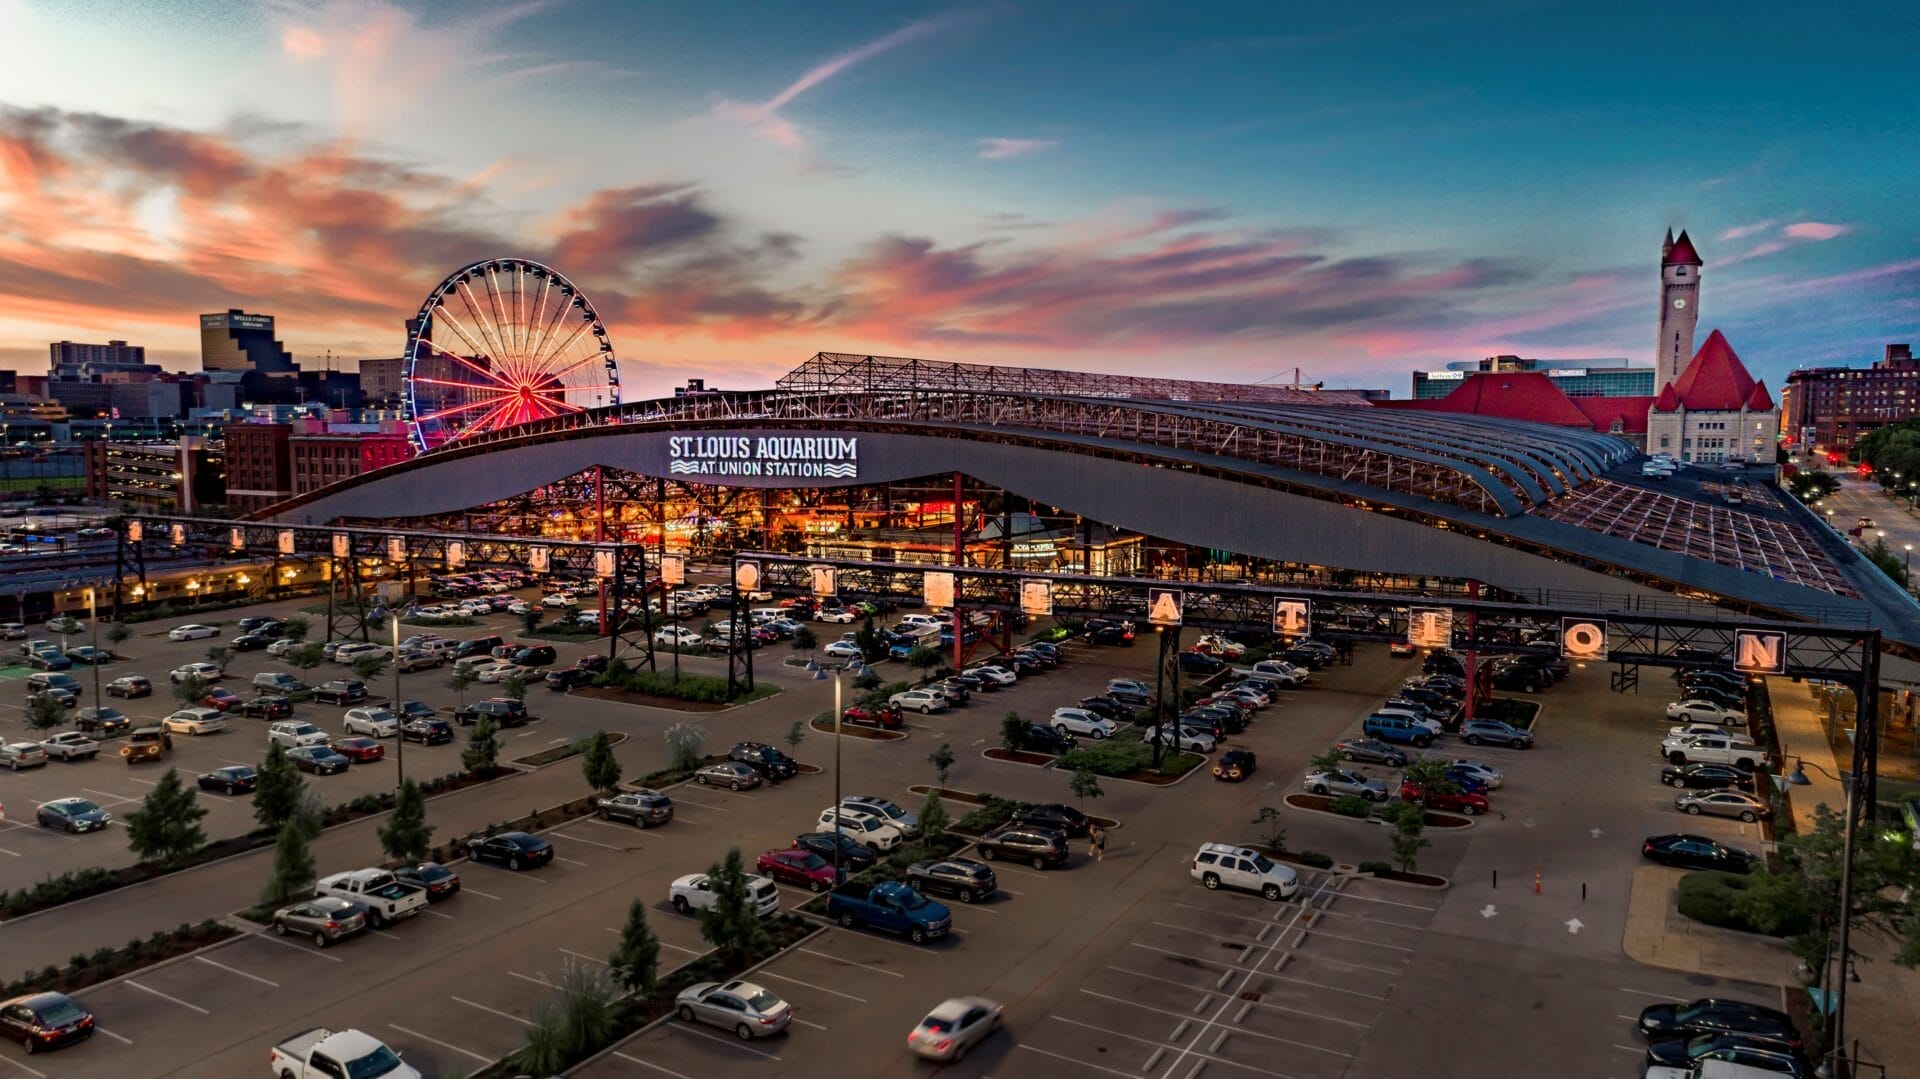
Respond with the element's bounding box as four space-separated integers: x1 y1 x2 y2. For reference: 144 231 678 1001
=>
1906 544 1913 592
391 614 405 786
811 657 868 882
84 588 100 713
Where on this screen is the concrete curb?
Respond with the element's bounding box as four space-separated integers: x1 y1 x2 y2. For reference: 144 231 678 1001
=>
64 924 248 1001
1281 793 1479 830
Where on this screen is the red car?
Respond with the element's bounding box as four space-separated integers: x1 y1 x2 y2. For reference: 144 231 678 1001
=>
1400 781 1488 816
756 847 839 892
1388 641 1416 657
332 736 385 763
200 687 242 711
842 704 903 729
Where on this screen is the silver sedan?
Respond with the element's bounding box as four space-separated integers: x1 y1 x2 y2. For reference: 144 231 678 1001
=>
695 761 762 790
908 995 1003 1062
674 979 791 1039
1303 768 1390 801
1674 789 1769 823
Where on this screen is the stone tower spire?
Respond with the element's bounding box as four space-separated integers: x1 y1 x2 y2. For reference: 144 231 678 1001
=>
1655 229 1703 389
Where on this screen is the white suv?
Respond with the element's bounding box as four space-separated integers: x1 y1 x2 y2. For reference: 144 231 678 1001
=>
1051 708 1117 739
816 807 906 851
670 873 781 918
269 721 332 749
1190 843 1299 901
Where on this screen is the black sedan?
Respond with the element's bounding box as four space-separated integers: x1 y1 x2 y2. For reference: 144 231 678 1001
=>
287 746 351 775
1637 997 1799 1047
792 831 878 873
544 667 595 691
394 861 462 901
1013 724 1077 755
229 632 275 652
1011 802 1091 838
74 707 133 735
197 765 257 794
1641 834 1756 873
1645 1033 1810 1076
1075 696 1133 722
0 991 94 1053
1660 762 1756 791
237 695 294 719
1085 621 1134 645
467 831 554 870
906 858 997 903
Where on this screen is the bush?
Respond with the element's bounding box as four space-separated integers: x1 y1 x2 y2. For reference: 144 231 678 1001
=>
954 796 1030 835
1327 795 1375 818
1295 851 1335 869
1357 861 1392 876
1677 870 1775 934
593 666 748 704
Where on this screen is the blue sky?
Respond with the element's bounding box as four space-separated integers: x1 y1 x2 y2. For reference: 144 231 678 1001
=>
0 0 1912 396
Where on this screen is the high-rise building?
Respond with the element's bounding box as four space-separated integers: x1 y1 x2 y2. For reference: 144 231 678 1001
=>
358 358 406 403
49 340 158 381
200 310 296 373
1654 230 1703 390
1412 356 1653 399
1781 344 1920 455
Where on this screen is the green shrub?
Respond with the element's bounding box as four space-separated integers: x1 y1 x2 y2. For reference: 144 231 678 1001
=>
953 796 1030 835
1328 795 1375 818
1676 870 1779 933
1357 861 1392 876
1295 851 1334 869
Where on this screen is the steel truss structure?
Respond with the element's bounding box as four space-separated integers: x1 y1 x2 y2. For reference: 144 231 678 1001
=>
114 516 659 668
773 351 1374 406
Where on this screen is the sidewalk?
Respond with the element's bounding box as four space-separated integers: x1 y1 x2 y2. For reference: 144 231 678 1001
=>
1770 678 1920 1071
1622 865 1794 986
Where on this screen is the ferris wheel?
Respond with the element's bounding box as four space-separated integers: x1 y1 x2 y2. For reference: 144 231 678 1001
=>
404 258 620 451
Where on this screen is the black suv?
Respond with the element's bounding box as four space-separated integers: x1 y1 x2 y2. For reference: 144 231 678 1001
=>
455 698 529 727
793 831 877 872
402 717 455 745
1011 802 1091 837
976 826 1070 869
1013 724 1076 755
510 645 558 667
729 741 797 781
237 616 284 635
311 679 368 705
454 636 504 659
905 858 997 903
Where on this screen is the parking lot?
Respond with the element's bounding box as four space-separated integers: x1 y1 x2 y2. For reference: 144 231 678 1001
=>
0 585 1797 1078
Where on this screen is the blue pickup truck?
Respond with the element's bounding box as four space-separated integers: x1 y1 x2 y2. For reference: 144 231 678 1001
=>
826 881 951 944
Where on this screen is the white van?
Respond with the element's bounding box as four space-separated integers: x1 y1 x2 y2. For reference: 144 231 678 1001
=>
749 608 787 625
901 614 944 630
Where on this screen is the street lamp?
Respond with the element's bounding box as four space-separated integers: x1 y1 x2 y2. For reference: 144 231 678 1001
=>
810 657 869 882
391 615 406 786
83 588 100 713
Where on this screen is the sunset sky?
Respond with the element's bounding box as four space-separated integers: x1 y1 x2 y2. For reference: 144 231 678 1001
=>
0 0 1914 398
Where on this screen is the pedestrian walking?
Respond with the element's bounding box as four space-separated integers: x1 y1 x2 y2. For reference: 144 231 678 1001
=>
1089 823 1106 862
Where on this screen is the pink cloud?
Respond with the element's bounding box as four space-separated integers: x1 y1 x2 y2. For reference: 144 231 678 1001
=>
978 138 1058 160
1718 220 1775 242
1783 221 1851 241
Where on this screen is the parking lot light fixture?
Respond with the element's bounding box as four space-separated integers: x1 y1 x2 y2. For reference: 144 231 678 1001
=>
813 665 845 881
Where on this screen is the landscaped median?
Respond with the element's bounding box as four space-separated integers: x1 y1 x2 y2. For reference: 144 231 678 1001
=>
1056 735 1203 785
807 709 907 741
509 730 629 768
1283 792 1475 829
0 920 236 1000
573 657 779 710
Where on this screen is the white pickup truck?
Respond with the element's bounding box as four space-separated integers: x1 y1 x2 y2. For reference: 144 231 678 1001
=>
1231 659 1307 686
1660 731 1768 770
39 731 101 761
270 1027 419 1079
314 869 427 928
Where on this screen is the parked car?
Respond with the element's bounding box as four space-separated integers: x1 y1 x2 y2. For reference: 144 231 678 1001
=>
757 847 840 892
696 761 763 790
1400 781 1489 815
269 720 331 749
888 689 946 714
907 996 1003 1063
311 679 368 706
332 736 385 763
288 745 350 774
1660 762 1756 791
1362 713 1434 748
0 991 95 1053
197 765 257 794
401 717 454 745
1636 997 1799 1049
315 868 427 927
1105 678 1151 705
905 858 997 903
0 742 50 770
596 790 674 827
976 826 1071 868
1213 748 1257 781
817 807 905 851
74 706 132 734
1459 719 1534 749
392 862 461 902
272 896 369 948
453 698 528 727
1641 834 1757 873
1191 842 1298 901
826 880 951 943
1335 738 1410 767
793 831 879 873
672 871 780 917
1304 768 1391 801
343 708 399 737
466 831 554 871
1447 760 1504 788
1674 789 1769 822
168 624 219 641
38 732 99 762
841 703 903 729
674 979 792 1040
729 741 797 781
1142 724 1217 753
1011 723 1077 755
1007 802 1090 838
1666 699 1748 725
35 797 111 833
1050 707 1117 739
105 675 151 698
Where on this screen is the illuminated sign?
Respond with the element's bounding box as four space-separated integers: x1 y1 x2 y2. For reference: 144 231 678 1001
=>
660 555 686 586
1407 607 1453 649
1272 599 1311 638
924 571 955 609
733 560 761 592
277 530 296 555
809 565 837 597
1147 588 1183 627
1020 580 1053 616
667 436 859 480
1734 630 1787 675
1559 617 1608 661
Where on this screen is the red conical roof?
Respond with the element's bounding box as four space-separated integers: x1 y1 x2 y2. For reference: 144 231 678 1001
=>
1744 381 1774 411
1670 330 1759 411
1664 229 1703 266
1652 383 1682 412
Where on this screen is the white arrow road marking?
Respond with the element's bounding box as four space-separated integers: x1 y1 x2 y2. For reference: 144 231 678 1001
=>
1591 827 1604 838
1480 904 1497 918
1566 918 1585 934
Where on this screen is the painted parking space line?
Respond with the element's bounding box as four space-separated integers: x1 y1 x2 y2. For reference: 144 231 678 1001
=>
0 847 19 858
757 970 867 1003
555 856 589 867
390 1024 493 1066
508 971 555 989
667 1020 782 1061
550 831 631 853
461 886 502 900
125 980 209 1015
602 926 703 955
0 1050 47 1077
248 931 345 963
791 1016 828 1031
664 794 729 812
614 1050 694 1078
194 955 279 988
125 776 155 786
1044 1015 1295 1078
580 817 643 833
93 1026 132 1046
1104 965 1367 1028
452 996 532 1026
1015 1043 1139 1079
423 908 454 920
1080 989 1354 1058
797 946 905 978
559 948 607 965
80 788 140 806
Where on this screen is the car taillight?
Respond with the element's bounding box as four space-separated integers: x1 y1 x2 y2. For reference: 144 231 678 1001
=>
936 1039 952 1051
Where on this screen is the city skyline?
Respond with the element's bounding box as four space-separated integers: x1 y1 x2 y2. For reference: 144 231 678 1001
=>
0 0 1914 398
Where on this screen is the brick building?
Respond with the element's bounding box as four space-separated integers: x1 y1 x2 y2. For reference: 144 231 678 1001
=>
289 430 415 495
222 422 294 514
1781 344 1920 455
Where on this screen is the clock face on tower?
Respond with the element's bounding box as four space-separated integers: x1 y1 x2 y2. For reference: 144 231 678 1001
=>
1673 298 1687 310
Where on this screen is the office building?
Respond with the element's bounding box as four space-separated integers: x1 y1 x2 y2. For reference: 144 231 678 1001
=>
223 422 295 514
358 358 406 403
83 436 224 511
49 340 160 382
1412 356 1654 400
289 426 415 495
1781 344 1920 455
200 310 296 373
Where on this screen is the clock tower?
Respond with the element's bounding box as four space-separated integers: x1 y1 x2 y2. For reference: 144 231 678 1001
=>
1655 228 1702 389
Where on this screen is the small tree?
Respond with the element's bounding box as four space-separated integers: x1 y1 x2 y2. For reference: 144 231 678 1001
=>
785 718 807 752
1385 802 1429 873
581 729 621 793
1253 806 1288 852
927 742 955 786
665 721 707 773
697 848 773 966
350 652 388 682
124 768 206 866
254 740 306 834
519 609 542 636
791 626 817 651
50 615 81 639
262 819 316 906
378 778 433 863
287 642 326 676
446 665 476 707
906 645 942 677
1000 711 1027 752
26 692 67 732
1308 746 1346 774
107 622 132 650
853 615 886 661
919 790 950 845
502 673 529 702
280 616 310 644
462 715 500 776
1401 758 1460 797
205 645 232 670
171 674 209 708
1070 766 1104 809
608 898 661 996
